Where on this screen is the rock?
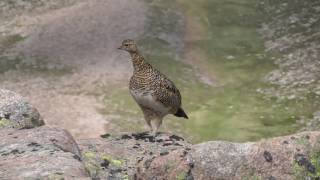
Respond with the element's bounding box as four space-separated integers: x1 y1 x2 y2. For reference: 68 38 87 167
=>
0 89 44 129
0 126 89 179
191 141 253 179
1 127 320 179
78 132 191 179
137 149 193 180
191 131 320 179
79 131 320 179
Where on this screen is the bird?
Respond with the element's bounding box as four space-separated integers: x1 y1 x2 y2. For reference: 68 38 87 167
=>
118 39 188 136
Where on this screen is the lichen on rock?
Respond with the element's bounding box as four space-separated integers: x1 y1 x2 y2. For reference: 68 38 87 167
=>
1 124 320 179
0 89 44 129
0 118 13 128
78 132 192 180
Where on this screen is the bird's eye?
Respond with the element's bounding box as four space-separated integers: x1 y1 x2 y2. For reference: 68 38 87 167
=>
124 44 129 47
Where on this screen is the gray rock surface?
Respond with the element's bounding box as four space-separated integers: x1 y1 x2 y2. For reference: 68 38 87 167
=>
78 131 320 180
1 125 320 179
191 141 253 179
78 132 192 180
0 126 89 180
0 89 44 129
191 131 320 179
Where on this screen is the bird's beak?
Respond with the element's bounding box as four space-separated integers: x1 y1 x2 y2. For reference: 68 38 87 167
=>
117 46 123 50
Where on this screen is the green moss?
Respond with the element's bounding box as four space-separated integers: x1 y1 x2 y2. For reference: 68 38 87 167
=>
310 152 320 177
48 173 65 180
176 171 187 180
83 151 96 159
0 118 12 128
293 159 307 179
293 151 320 179
82 151 102 179
82 151 127 178
102 154 124 167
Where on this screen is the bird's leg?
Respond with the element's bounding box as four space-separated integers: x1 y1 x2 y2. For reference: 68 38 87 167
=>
144 115 153 133
151 118 162 137
147 121 153 133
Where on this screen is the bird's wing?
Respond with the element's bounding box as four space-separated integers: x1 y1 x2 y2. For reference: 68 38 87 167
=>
154 74 182 110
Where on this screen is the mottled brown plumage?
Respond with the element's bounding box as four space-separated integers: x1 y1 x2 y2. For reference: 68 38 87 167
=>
118 39 188 135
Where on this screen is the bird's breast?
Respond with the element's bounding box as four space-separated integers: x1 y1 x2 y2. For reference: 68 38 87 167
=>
130 89 170 115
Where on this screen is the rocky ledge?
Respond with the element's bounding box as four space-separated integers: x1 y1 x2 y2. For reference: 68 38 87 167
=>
1 90 320 180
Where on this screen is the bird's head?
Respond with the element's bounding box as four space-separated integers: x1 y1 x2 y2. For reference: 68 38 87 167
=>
118 39 138 53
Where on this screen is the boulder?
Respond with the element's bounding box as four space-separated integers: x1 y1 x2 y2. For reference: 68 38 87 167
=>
0 89 44 129
191 131 320 180
0 126 90 179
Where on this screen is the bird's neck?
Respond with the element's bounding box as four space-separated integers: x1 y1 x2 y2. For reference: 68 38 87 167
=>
130 51 149 72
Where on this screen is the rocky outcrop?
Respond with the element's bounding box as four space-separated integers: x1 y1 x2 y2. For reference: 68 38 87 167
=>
1 125 320 179
0 126 89 179
78 132 192 180
0 89 44 129
78 131 320 180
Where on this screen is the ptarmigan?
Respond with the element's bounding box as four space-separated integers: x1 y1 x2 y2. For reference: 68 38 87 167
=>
118 39 188 136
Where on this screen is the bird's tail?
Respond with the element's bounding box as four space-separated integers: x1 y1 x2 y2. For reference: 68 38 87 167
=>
174 108 188 119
